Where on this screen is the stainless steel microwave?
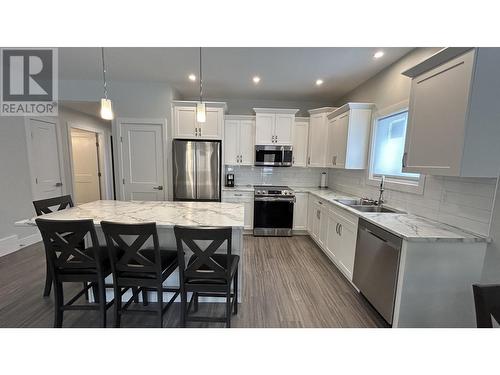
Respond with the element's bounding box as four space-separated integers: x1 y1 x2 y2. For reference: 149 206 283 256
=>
255 145 293 167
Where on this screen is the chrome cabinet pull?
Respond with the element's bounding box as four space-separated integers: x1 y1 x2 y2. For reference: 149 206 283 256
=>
338 224 342 236
55 182 63 187
153 185 163 190
308 156 311 165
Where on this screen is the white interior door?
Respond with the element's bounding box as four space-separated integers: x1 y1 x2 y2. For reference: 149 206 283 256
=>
121 122 165 201
28 118 63 200
70 128 101 204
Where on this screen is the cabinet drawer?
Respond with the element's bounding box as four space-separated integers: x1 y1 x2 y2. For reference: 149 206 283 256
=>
222 191 253 200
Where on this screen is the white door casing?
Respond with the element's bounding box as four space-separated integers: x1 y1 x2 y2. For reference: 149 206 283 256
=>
119 120 166 201
70 128 101 204
25 118 65 200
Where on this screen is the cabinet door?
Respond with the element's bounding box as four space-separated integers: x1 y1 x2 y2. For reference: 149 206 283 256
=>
318 204 328 248
224 120 240 165
274 114 294 145
404 50 474 176
326 210 340 259
243 198 254 229
332 113 349 168
326 117 337 167
311 201 321 240
307 195 315 233
239 120 255 165
292 120 309 167
174 106 197 139
199 108 223 139
335 213 357 280
308 114 327 167
255 113 275 145
293 192 308 230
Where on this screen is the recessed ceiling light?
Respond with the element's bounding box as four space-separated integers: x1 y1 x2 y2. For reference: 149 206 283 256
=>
373 51 384 59
188 74 196 81
316 79 324 86
253 76 261 84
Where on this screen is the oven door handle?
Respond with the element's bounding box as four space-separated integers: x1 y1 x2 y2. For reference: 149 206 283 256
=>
254 197 295 202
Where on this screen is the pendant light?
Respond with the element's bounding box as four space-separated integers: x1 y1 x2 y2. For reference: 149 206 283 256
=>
196 47 206 123
100 47 114 120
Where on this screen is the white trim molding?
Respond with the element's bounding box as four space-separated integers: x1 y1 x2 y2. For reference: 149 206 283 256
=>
366 100 426 195
0 232 41 257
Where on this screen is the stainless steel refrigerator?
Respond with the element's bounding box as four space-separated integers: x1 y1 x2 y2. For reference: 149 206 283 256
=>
172 139 221 201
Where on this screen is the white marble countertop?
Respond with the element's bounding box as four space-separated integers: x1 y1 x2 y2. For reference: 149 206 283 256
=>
221 185 488 243
16 200 245 229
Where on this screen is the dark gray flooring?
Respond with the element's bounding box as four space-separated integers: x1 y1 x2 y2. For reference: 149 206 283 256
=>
0 235 386 328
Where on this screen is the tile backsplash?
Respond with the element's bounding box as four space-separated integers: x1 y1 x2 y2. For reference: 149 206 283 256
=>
328 169 498 236
225 166 328 187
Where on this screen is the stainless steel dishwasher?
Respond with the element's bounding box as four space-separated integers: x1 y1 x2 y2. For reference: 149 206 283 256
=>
353 218 403 325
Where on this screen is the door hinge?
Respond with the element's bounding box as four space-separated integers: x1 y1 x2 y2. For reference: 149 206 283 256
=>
122 178 125 185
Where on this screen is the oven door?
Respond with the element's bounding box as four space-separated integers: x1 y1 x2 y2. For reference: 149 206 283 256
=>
253 197 294 236
255 145 292 167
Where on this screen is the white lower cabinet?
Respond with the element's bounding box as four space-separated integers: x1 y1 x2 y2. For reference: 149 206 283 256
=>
293 192 309 230
306 193 359 281
222 191 253 230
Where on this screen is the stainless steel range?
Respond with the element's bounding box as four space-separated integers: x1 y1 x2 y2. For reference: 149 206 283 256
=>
253 185 295 236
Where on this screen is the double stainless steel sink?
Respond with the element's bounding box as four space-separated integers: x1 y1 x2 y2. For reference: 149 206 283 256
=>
334 198 403 214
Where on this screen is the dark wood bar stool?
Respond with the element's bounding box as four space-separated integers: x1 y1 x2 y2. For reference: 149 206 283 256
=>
174 226 239 328
101 221 180 328
473 284 500 327
33 195 88 298
35 218 114 328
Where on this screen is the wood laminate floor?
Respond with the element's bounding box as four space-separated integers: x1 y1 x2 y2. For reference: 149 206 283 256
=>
0 235 387 328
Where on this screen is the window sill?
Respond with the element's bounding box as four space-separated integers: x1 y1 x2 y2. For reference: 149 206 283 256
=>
366 174 426 195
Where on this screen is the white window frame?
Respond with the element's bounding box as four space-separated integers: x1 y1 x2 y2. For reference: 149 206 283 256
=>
366 100 426 195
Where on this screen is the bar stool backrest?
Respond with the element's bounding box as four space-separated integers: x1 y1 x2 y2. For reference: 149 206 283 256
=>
33 195 74 216
101 221 162 278
473 284 500 328
35 218 102 274
174 226 232 281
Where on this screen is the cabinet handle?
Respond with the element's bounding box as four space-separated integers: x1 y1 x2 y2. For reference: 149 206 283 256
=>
335 223 339 235
402 152 408 168
333 155 337 165
234 193 243 196
338 224 342 236
308 156 311 165
239 155 242 163
195 128 198 136
199 127 202 136
292 156 295 164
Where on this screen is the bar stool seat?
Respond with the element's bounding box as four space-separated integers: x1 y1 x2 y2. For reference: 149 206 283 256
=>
120 248 177 279
185 254 239 285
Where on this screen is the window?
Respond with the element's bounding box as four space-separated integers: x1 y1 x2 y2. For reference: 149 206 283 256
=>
372 110 418 180
368 106 425 194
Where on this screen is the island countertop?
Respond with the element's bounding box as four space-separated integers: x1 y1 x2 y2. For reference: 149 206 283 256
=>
16 200 245 229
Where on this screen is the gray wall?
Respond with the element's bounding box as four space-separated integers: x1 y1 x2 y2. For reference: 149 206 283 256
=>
0 117 39 240
334 47 442 108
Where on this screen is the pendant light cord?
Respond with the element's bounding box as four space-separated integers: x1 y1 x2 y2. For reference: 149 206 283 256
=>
199 47 203 103
101 47 108 100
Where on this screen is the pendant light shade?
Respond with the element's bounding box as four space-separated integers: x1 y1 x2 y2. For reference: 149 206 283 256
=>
100 98 114 120
100 47 114 120
196 102 206 123
197 47 206 123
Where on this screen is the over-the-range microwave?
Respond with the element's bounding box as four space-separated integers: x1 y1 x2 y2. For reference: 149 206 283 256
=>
255 145 293 167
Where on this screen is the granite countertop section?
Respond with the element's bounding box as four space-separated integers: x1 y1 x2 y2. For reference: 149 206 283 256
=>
300 187 488 243
16 200 245 229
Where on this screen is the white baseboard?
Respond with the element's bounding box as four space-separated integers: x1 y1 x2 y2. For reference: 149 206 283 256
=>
0 232 42 258
0 235 20 257
19 232 42 248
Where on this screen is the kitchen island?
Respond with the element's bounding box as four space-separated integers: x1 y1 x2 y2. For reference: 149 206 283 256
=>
16 200 245 302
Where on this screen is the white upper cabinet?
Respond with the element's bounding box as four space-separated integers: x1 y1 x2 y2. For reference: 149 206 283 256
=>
402 48 500 177
307 107 335 167
254 108 298 145
172 101 226 140
292 118 309 167
224 116 255 166
326 103 373 169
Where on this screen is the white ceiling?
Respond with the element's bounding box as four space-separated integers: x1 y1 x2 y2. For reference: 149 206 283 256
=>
59 47 413 102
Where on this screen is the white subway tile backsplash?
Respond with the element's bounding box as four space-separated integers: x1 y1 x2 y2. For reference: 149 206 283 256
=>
328 169 497 236
225 166 328 188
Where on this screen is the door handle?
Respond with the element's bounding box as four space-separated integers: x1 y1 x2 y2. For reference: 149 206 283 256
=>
333 155 337 165
316 210 320 219
55 182 63 187
153 186 163 190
